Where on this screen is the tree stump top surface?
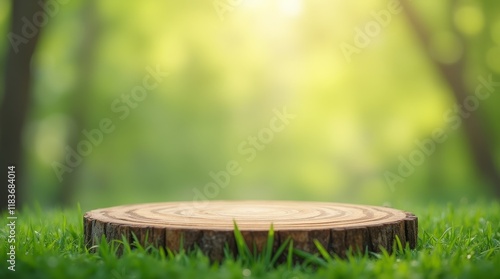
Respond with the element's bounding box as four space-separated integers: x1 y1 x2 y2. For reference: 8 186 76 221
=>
84 201 418 259
85 200 409 231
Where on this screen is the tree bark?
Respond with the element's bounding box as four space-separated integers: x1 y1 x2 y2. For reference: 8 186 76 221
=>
0 0 45 211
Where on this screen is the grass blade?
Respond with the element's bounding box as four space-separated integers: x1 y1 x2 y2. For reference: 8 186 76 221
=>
287 240 294 269
233 220 252 262
314 239 333 263
293 248 327 267
264 224 274 266
270 237 291 266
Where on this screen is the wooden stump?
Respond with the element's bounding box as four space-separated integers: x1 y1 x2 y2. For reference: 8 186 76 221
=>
84 201 418 260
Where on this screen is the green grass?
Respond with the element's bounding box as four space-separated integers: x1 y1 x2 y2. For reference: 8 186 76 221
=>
1 202 500 279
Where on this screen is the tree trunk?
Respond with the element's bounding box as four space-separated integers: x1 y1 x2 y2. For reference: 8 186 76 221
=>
0 0 45 211
401 1 500 197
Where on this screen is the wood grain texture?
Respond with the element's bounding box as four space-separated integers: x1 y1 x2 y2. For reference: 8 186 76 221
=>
84 201 418 260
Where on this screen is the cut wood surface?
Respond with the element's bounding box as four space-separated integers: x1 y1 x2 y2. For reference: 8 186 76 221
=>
84 201 418 260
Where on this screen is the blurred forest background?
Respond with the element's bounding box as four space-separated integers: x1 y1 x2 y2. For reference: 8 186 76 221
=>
0 0 499 212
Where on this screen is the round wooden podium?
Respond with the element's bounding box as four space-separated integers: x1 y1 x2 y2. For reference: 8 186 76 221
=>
84 201 417 260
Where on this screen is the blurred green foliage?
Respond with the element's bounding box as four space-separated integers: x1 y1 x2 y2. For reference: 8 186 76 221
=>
0 0 499 210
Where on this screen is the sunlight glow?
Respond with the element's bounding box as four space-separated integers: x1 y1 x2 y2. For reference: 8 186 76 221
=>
244 0 303 17
278 0 303 17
